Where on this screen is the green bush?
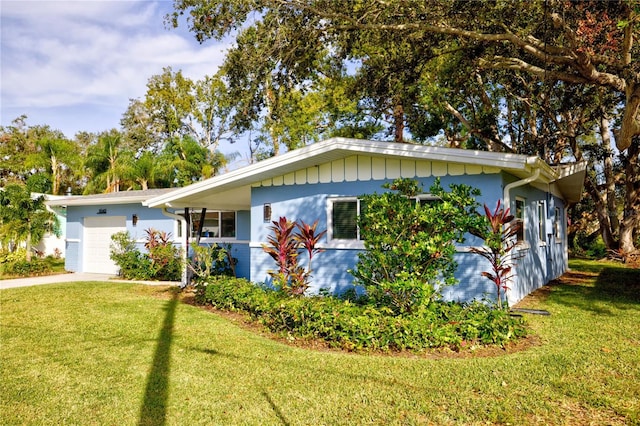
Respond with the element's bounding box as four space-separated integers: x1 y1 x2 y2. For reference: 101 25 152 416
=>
198 277 527 352
109 230 182 281
1 258 51 277
352 178 485 314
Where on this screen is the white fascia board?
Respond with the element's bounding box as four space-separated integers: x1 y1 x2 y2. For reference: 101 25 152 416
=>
144 138 554 208
46 195 149 207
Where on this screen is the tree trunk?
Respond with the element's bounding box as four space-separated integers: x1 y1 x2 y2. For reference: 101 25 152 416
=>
620 139 639 253
51 155 60 195
584 178 618 250
393 100 404 143
25 227 32 262
569 134 619 251
600 116 620 238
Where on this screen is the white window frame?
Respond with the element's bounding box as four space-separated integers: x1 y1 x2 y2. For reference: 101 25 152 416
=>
554 206 562 242
537 201 547 245
413 194 442 205
515 197 526 245
176 210 237 240
326 197 364 248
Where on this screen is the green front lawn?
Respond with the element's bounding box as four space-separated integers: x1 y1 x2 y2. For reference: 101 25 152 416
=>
1 260 638 425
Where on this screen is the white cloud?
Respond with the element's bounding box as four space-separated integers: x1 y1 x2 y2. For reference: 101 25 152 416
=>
0 0 230 137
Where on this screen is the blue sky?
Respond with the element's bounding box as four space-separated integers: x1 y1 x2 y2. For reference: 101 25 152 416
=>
1 0 246 159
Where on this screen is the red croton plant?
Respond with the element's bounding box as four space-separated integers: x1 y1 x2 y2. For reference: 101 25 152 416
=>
471 200 522 309
263 217 326 296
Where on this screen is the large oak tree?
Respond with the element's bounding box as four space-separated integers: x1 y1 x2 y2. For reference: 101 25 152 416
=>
169 0 640 253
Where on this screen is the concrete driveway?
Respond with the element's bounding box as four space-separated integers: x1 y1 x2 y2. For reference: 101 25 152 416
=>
0 273 178 290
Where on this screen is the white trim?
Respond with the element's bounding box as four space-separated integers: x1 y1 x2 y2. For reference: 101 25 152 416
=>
515 197 526 245
145 138 557 209
249 242 484 252
537 200 547 245
65 238 81 243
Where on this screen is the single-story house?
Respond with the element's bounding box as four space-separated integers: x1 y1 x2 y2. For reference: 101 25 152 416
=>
48 138 585 305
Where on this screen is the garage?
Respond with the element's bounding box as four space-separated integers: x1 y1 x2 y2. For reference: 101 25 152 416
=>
83 216 126 274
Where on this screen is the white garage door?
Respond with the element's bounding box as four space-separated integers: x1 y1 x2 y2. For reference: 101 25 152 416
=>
83 216 126 274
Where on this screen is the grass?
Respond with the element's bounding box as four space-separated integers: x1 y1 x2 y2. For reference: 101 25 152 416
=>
1 260 639 425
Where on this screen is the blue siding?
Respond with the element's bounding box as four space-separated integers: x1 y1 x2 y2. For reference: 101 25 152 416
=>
65 203 178 273
502 174 568 305
444 253 496 302
250 173 508 296
65 241 80 272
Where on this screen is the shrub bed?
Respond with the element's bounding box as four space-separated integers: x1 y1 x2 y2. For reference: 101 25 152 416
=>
196 276 527 352
1 258 52 277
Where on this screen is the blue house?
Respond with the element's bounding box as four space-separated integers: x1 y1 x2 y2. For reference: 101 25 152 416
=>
50 138 585 305
47 189 178 275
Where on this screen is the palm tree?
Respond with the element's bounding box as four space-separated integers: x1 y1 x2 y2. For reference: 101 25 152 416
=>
25 134 79 195
0 184 58 261
84 130 129 193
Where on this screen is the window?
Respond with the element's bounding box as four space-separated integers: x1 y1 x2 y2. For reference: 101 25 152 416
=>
554 207 562 240
188 211 236 238
328 198 363 241
515 197 525 243
537 201 546 243
413 194 441 206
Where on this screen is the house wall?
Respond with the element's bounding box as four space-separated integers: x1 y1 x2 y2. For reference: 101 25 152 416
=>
188 210 251 280
505 178 568 305
247 154 570 305
248 154 509 297
65 203 177 273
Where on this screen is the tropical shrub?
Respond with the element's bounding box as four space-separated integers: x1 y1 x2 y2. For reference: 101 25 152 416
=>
109 229 182 281
262 217 326 296
198 276 527 352
189 243 235 284
352 178 485 314
470 200 522 308
144 229 182 281
1 258 51 277
0 183 59 262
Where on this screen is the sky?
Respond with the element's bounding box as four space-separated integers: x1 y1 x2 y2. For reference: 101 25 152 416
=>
0 0 245 159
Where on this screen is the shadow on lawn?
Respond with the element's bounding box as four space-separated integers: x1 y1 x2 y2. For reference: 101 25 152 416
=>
545 264 640 314
138 291 178 426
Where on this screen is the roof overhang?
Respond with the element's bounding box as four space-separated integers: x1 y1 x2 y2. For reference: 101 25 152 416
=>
553 161 588 204
45 189 176 207
144 138 560 210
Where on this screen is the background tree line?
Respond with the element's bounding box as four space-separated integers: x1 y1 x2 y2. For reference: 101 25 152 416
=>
1 0 638 256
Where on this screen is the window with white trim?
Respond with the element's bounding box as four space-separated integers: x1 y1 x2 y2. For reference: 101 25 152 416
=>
515 197 525 243
554 207 562 240
177 211 236 239
328 198 363 241
537 201 546 243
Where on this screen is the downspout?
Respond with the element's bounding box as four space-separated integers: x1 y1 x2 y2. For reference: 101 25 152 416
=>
161 207 189 287
502 165 541 306
503 168 541 213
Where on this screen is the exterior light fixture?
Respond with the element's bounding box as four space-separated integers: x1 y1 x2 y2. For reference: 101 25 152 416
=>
132 214 138 226
263 203 272 223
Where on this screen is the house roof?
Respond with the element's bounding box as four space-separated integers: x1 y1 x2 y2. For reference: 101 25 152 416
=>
45 188 177 207
145 137 580 211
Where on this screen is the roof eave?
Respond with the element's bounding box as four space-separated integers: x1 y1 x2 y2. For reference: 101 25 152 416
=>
145 138 544 208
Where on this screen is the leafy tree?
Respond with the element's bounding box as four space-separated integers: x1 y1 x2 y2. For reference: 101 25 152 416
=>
0 183 58 262
161 135 227 185
84 129 130 193
352 178 485 314
25 134 79 195
169 0 639 252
